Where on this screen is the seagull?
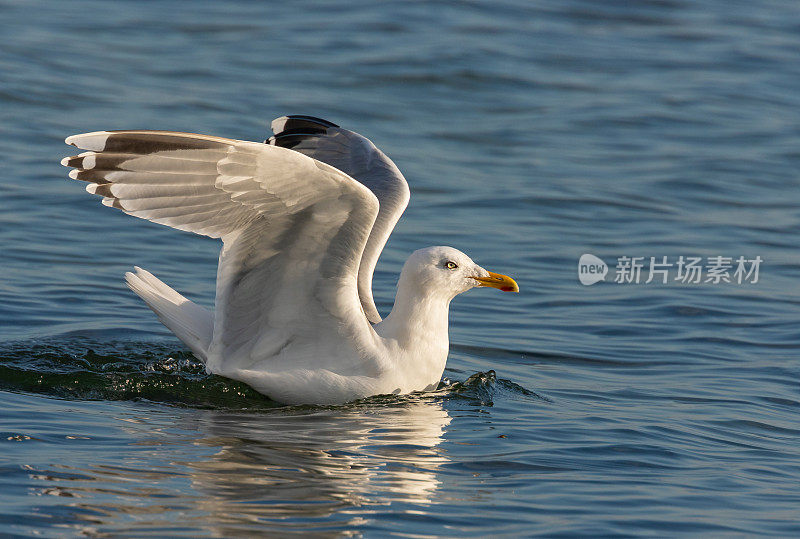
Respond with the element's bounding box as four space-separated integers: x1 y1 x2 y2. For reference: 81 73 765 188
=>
61 115 518 405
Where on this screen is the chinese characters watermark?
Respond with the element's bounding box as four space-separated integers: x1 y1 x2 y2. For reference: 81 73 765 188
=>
579 254 762 286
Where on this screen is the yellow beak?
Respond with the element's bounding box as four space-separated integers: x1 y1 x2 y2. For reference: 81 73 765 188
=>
472 271 519 293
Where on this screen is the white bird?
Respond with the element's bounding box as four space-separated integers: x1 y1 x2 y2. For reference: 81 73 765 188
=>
61 115 518 405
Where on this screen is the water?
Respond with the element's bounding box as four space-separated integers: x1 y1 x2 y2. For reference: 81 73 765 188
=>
2 0 800 535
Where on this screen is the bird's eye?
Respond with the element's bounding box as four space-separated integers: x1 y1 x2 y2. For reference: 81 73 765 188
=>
445 261 458 270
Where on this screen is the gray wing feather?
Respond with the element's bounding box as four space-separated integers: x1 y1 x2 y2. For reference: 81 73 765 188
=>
269 117 410 323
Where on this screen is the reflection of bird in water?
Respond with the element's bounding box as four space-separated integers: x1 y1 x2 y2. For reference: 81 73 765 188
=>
62 115 518 405
184 401 451 529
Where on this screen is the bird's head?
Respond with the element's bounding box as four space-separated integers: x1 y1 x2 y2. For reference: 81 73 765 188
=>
400 246 519 301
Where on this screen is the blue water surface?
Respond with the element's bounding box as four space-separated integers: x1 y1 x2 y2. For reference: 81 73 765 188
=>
1 0 800 536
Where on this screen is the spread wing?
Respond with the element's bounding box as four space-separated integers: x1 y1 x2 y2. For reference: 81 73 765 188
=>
268 116 410 323
63 130 382 376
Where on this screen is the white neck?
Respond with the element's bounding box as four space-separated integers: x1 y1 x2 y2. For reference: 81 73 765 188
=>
374 272 452 389
379 290 450 344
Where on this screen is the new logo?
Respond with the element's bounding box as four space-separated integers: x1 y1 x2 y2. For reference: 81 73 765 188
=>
578 254 608 285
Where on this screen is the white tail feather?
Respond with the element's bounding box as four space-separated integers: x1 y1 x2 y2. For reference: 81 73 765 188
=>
125 267 213 363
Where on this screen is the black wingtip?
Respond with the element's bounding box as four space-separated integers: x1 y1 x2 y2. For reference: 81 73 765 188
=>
267 129 327 149
270 115 340 136
284 115 339 128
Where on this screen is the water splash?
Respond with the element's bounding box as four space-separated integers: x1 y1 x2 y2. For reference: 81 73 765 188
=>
0 337 543 409
440 370 550 405
0 338 277 409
